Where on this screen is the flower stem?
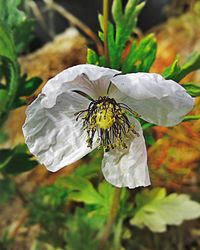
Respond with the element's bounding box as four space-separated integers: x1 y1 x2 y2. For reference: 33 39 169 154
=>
103 0 110 66
97 187 121 250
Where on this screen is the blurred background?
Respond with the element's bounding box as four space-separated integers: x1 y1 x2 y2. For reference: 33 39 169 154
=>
27 0 192 49
0 0 199 250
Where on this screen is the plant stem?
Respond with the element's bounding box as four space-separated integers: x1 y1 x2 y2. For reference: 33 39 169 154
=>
103 0 110 66
43 0 103 55
98 187 121 250
183 115 200 121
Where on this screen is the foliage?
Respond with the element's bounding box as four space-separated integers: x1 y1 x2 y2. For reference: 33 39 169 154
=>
0 0 41 185
0 0 34 53
162 53 200 82
0 144 38 174
87 0 200 85
130 188 200 233
0 178 16 204
64 208 99 250
0 0 200 249
181 82 200 97
121 34 157 73
0 0 42 124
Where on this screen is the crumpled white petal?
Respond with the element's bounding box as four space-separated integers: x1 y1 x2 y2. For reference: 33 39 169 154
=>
111 73 194 126
23 64 119 172
22 91 96 172
41 64 119 108
101 117 150 188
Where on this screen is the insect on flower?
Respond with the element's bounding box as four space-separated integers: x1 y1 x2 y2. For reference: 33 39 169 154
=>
22 64 193 188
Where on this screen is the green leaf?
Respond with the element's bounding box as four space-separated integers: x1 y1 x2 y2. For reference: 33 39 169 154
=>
74 150 101 179
0 23 17 65
130 188 200 233
85 182 116 229
86 49 99 65
0 0 34 53
162 57 180 79
0 130 8 144
0 23 19 113
0 144 38 174
112 0 123 25
3 153 38 174
0 89 9 113
182 82 200 97
97 0 145 70
97 181 115 213
13 19 34 53
144 130 155 145
0 179 16 204
17 76 42 97
116 0 145 48
0 149 13 170
162 53 200 82
11 98 27 109
65 208 98 250
66 176 103 205
98 16 118 68
0 0 25 29
122 34 157 73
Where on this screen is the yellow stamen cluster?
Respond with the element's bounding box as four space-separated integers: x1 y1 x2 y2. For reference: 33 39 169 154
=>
96 103 114 129
75 96 139 152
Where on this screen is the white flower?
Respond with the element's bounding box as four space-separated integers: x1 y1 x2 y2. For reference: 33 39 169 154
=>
22 64 193 188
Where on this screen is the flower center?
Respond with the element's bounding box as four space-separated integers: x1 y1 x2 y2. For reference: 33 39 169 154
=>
75 96 139 152
96 105 114 130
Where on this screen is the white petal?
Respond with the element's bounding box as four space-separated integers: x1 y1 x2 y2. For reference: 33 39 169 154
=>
23 91 96 172
101 118 150 188
111 73 194 126
41 64 120 108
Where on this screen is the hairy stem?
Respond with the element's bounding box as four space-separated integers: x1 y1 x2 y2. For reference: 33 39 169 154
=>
98 187 121 250
103 0 110 66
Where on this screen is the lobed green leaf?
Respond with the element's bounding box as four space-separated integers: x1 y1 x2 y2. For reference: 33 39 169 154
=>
122 34 157 73
130 188 200 233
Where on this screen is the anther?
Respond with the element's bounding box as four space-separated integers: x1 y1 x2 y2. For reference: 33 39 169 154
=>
75 96 139 151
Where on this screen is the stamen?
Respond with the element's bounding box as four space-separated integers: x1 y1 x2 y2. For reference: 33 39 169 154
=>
75 96 139 152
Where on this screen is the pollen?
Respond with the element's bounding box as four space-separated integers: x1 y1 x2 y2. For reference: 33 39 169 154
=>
96 107 114 130
75 96 139 152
